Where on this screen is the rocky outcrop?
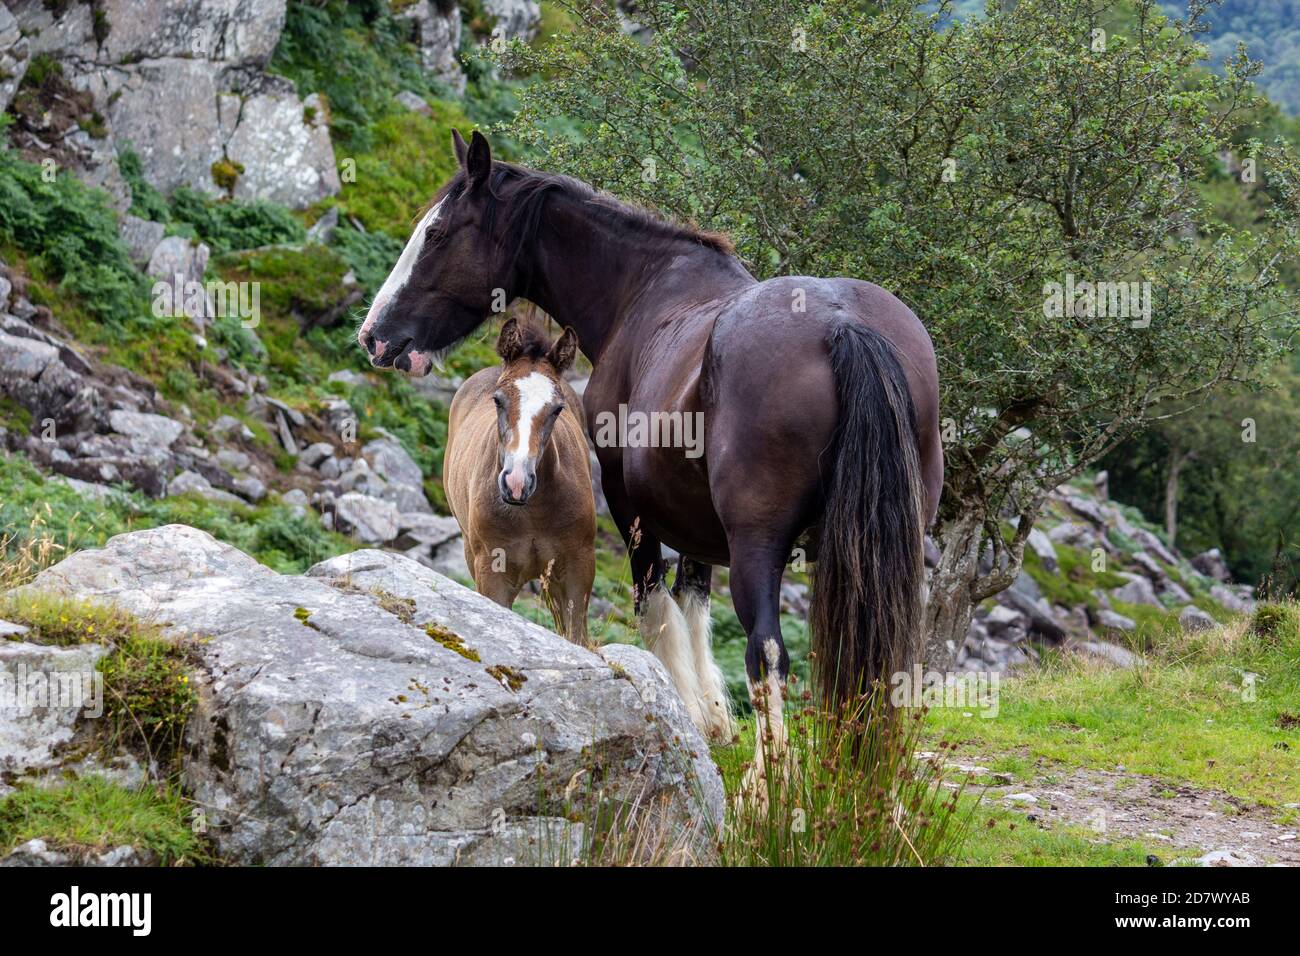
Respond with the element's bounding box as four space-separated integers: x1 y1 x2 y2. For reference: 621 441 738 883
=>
0 4 30 114
20 526 724 865
8 0 337 209
396 0 466 94
953 475 1257 673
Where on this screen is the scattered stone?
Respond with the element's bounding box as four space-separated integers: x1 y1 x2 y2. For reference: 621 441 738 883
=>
1179 605 1216 633
1096 609 1136 633
1078 640 1141 668
1112 573 1162 609
394 90 432 115
1026 527 1058 572
1191 548 1231 583
107 409 184 448
331 492 401 543
168 469 243 505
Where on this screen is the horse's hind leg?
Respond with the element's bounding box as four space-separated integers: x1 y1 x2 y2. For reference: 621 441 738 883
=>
725 531 798 795
672 557 734 742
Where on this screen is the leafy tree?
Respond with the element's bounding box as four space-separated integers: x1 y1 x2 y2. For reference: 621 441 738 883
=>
499 0 1300 661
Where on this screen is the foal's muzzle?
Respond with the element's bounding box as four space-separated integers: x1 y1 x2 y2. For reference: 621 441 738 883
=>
498 467 537 506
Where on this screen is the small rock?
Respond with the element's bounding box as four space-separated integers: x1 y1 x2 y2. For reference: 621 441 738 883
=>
1004 792 1038 804
1190 548 1231 583
394 90 433 115
1096 609 1136 633
1179 605 1216 633
168 470 243 505
215 448 251 473
107 409 184 448
1026 527 1058 572
0 620 30 638
1112 573 1162 609
331 492 401 544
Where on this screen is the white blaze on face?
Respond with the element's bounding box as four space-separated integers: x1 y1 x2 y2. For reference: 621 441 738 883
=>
501 371 556 497
358 198 445 356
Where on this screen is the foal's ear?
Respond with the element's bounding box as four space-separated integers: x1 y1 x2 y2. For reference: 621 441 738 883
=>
451 129 468 168
466 130 492 192
547 327 579 373
496 317 524 362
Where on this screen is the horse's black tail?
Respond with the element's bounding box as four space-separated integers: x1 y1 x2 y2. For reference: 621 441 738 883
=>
809 322 926 709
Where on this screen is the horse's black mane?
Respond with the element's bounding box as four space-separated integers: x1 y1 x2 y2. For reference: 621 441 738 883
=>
434 162 734 289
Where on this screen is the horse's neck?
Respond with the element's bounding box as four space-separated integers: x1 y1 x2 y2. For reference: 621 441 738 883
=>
524 195 751 361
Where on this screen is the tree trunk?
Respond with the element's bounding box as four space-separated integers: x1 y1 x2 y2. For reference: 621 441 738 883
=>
1164 447 1190 549
921 510 985 670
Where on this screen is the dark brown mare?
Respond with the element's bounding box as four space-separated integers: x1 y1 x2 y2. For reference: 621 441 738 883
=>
358 131 943 767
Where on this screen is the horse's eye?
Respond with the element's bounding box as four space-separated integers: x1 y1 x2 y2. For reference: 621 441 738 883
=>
549 403 565 419
492 392 505 408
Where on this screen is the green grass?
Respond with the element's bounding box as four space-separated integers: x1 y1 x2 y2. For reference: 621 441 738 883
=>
0 776 206 865
954 796 1166 866
927 604 1300 806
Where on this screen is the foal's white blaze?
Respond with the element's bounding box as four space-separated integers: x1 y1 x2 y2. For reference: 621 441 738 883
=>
358 198 446 352
502 371 556 496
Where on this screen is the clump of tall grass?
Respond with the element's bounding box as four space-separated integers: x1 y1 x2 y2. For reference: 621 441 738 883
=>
719 680 972 866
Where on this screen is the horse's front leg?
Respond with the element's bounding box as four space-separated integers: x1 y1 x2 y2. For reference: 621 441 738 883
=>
672 556 734 742
603 475 709 733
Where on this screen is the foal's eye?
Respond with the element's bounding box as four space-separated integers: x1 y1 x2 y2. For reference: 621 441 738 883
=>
492 392 505 409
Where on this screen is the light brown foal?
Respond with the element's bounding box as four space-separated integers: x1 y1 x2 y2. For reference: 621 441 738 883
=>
443 318 596 645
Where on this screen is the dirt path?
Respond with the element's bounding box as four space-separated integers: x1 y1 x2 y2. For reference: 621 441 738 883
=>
953 756 1300 866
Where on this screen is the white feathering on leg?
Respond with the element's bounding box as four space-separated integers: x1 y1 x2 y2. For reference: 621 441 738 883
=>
677 589 735 742
640 588 706 732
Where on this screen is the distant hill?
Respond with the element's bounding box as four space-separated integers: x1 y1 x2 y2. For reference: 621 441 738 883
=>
1165 2 1300 114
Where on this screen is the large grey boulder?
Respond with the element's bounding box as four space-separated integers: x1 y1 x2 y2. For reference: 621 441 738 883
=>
21 527 723 865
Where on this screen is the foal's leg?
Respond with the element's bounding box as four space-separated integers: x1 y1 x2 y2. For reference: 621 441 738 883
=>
605 482 706 731
548 553 595 647
471 547 522 609
672 557 734 742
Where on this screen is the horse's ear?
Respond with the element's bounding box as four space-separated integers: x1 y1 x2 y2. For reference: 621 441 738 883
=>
547 327 579 373
451 129 468 168
466 130 492 192
496 317 523 362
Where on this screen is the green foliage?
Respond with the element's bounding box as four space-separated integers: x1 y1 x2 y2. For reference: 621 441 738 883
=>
118 146 169 222
339 106 471 239
269 0 445 150
0 144 148 326
168 187 307 255
332 220 404 294
0 776 206 865
501 0 1300 622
